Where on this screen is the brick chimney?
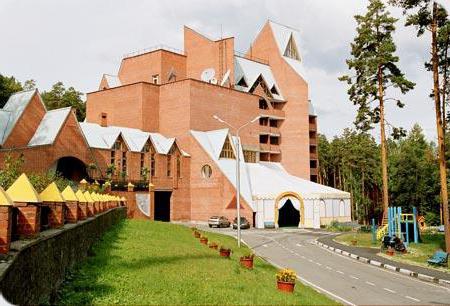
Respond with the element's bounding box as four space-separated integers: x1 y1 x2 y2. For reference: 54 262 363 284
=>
61 186 79 223
39 182 65 228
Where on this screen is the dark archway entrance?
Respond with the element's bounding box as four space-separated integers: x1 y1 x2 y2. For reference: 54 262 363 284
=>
278 200 300 227
154 191 171 222
55 157 87 181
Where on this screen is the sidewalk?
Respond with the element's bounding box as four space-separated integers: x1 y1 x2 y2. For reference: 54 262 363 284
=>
318 234 450 283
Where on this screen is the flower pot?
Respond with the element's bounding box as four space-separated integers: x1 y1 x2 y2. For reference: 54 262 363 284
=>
240 257 254 269
220 249 231 258
194 231 200 238
277 281 295 293
386 247 394 256
200 238 208 245
351 240 357 246
209 244 218 250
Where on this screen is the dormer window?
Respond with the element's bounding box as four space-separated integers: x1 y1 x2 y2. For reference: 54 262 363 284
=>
237 77 248 88
219 137 235 159
270 85 279 96
284 34 300 61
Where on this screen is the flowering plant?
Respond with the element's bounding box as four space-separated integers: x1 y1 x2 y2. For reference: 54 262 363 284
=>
276 269 296 283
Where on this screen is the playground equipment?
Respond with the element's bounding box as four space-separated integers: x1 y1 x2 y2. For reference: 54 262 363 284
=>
376 207 420 246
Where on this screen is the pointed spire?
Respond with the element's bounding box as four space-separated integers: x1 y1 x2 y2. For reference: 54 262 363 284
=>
61 186 78 202
0 186 13 206
83 191 94 203
6 173 41 203
75 190 87 202
40 182 65 202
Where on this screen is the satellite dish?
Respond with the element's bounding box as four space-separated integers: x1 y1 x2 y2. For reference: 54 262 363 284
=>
220 69 231 86
210 78 218 85
201 68 215 83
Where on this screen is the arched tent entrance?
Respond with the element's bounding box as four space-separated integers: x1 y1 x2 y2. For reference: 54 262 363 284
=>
274 192 304 228
53 157 88 181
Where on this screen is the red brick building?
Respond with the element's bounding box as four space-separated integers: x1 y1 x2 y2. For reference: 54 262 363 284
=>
0 21 351 228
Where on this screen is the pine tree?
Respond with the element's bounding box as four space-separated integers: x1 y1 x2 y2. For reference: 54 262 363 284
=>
390 0 450 252
339 0 415 221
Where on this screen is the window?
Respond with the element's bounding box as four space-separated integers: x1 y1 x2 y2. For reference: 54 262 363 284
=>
150 153 156 177
270 85 279 96
259 117 269 126
310 160 317 169
167 155 172 177
259 99 269 110
284 34 300 60
243 150 257 163
140 153 145 177
113 139 122 150
122 152 127 174
270 136 279 145
101 112 108 126
269 119 278 128
110 151 115 164
219 137 235 159
176 156 181 178
249 75 272 98
152 74 159 84
259 134 268 143
201 165 212 178
237 77 248 88
168 69 177 82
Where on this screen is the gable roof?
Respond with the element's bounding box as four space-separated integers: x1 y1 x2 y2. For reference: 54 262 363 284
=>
234 56 283 100
0 89 43 145
104 74 122 88
28 107 72 147
79 122 181 154
40 182 65 202
6 173 41 203
268 21 308 82
190 129 254 209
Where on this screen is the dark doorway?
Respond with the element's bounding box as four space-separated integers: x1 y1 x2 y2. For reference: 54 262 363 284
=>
154 191 171 222
278 199 300 227
56 157 87 181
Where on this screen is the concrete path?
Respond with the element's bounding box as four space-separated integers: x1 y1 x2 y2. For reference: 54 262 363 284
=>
202 227 450 305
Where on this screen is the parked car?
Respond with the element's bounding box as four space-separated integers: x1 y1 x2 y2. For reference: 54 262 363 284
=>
232 217 250 229
208 216 231 228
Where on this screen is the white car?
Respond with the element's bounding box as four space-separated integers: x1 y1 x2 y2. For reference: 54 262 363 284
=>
208 216 231 228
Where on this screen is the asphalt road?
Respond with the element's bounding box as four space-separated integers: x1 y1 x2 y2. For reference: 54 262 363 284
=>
205 227 450 305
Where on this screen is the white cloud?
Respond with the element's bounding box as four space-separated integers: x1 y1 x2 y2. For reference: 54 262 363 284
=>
0 0 445 141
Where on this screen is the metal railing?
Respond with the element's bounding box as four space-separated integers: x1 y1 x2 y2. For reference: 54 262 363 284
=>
123 44 184 58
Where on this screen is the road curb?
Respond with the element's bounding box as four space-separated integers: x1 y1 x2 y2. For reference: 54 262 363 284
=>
312 240 450 288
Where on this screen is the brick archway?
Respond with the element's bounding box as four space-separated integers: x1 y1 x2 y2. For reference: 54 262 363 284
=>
54 156 88 182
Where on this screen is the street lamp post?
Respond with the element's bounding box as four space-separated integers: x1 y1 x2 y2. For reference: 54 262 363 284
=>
213 114 260 247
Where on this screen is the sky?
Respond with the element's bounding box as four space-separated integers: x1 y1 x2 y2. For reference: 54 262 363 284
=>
1 0 450 142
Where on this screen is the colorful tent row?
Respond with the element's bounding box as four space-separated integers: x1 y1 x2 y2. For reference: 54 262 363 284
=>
0 173 126 254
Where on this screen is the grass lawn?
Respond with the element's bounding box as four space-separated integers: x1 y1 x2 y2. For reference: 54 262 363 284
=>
379 233 449 273
334 232 378 249
57 220 338 305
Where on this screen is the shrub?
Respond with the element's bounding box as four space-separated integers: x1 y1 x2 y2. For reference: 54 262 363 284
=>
220 246 231 252
326 220 352 232
276 269 297 283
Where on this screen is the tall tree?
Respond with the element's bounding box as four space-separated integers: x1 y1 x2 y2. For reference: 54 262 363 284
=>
390 0 450 252
0 74 23 108
41 82 86 121
339 0 415 221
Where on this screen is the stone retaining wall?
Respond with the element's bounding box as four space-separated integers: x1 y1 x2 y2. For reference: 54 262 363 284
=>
0 207 126 305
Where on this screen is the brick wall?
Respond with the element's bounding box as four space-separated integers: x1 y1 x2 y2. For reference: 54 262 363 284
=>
0 207 126 305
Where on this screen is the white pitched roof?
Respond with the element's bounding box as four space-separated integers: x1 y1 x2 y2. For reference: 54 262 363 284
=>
0 89 41 145
104 74 121 88
0 110 11 145
247 162 350 200
79 122 180 154
234 56 283 100
28 107 72 147
190 129 254 209
268 21 308 82
79 122 121 149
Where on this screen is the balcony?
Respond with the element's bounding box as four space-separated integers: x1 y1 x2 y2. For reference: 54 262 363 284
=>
309 138 317 146
259 108 285 119
310 168 318 176
310 152 318 160
309 122 317 131
259 125 280 136
260 143 281 153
